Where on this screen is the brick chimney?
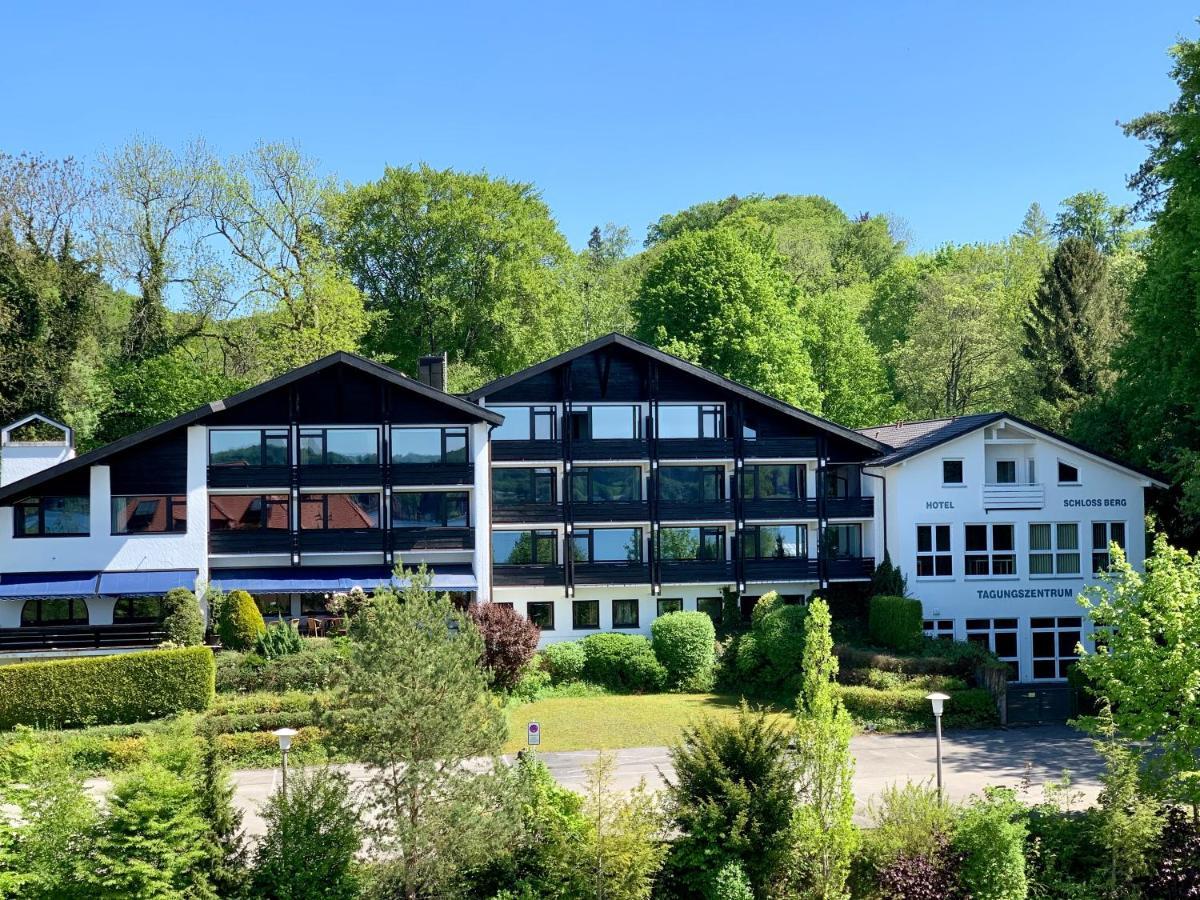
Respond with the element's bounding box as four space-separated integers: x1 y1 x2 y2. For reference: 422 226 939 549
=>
417 352 448 392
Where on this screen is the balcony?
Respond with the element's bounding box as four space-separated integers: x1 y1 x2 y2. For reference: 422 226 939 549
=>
660 559 735 584
983 483 1045 510
825 556 875 581
298 464 383 488
571 438 648 460
573 561 651 585
209 530 291 554
743 437 818 459
657 437 734 459
658 499 735 521
492 440 562 462
208 465 290 488
493 564 564 587
298 529 384 554
743 557 819 582
492 502 563 524
391 527 475 551
742 498 818 520
570 500 650 522
0 623 167 655
824 496 875 518
389 464 474 486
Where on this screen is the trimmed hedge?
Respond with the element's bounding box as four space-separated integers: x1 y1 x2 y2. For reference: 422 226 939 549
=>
215 639 349 694
218 589 266 651
541 642 586 684
580 633 667 693
868 595 924 652
0 646 215 730
162 587 204 646
652 611 716 691
838 685 998 731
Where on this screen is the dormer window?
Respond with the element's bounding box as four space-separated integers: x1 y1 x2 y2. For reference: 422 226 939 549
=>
1058 461 1080 484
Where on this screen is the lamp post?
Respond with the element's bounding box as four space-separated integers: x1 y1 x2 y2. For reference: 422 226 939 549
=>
926 692 950 803
272 727 298 797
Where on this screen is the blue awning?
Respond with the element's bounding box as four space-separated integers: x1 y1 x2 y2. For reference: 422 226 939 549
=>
97 569 198 596
208 565 477 594
0 571 100 599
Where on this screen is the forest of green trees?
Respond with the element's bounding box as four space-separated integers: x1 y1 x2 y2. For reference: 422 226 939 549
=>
4 40 1200 544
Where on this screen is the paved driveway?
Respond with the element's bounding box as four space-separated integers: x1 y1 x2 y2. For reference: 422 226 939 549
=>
221 724 1101 836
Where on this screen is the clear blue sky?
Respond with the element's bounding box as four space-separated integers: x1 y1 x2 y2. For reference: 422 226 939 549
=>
2 2 1194 250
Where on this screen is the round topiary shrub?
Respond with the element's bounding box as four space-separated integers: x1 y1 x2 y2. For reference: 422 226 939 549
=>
218 589 266 651
580 632 667 693
468 603 541 691
541 640 586 684
162 587 204 646
652 610 716 692
750 591 782 629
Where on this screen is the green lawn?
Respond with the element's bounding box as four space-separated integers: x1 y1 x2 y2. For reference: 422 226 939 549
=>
503 692 792 753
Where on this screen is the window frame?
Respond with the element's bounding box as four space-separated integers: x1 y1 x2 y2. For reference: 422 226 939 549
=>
822 464 862 498
742 523 808 560
965 617 1020 681
526 601 555 631
207 428 290 468
657 597 683 617
1091 521 1127 573
570 465 643 503
923 619 955 640
964 523 1016 577
389 426 470 465
1031 616 1084 681
389 490 469 529
823 523 863 559
612 598 640 629
20 597 89 627
658 526 726 561
915 524 953 578
298 427 380 466
492 529 559 565
110 495 187 535
1028 522 1081 577
655 403 725 439
13 496 91 538
659 465 726 502
491 467 557 505
1057 460 1081 485
493 405 558 441
569 404 642 440
208 493 291 531
741 464 805 500
994 459 1017 484
571 527 644 563
572 599 600 630
296 492 382 531
941 459 964 486
113 596 167 624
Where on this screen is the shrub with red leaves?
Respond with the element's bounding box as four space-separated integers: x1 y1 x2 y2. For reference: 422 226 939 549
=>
469 603 540 690
1145 807 1200 899
877 840 962 900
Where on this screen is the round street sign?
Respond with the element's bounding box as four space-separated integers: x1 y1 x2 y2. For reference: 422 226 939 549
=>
527 721 541 746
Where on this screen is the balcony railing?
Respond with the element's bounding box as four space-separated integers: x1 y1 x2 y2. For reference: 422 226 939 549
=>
743 437 818 459
742 498 818 520
0 624 167 653
391 527 475 551
659 559 735 584
825 556 875 580
207 465 291 488
493 564 564 586
492 502 563 524
743 557 819 582
492 440 562 461
570 500 650 522
658 499 735 521
209 530 291 554
298 464 383 487
824 496 875 518
298 529 384 553
390 464 474 486
572 561 651 585
571 438 648 460
982 483 1045 510
656 437 735 459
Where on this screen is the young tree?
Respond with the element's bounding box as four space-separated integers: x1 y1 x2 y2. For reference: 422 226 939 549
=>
326 567 514 898
1078 535 1200 815
195 738 249 898
791 598 858 899
577 752 666 900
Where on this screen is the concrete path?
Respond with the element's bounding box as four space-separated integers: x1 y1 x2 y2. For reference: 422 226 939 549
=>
220 724 1101 837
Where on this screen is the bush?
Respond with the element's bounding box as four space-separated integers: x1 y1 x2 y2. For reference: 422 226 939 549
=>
837 686 997 731
511 665 551 701
162 587 205 647
951 787 1028 900
750 591 782 629
0 647 215 729
469 603 541 690
868 595 924 652
252 767 361 899
709 861 755 900
837 640 996 679
215 639 348 694
541 641 586 684
870 551 908 598
254 618 303 660
859 780 956 882
580 633 667 693
652 611 716 692
217 590 266 651
756 604 808 676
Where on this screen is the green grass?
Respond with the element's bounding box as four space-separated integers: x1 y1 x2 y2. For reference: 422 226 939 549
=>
503 692 791 753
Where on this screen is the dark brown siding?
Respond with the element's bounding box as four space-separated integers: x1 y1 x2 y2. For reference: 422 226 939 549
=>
110 430 188 494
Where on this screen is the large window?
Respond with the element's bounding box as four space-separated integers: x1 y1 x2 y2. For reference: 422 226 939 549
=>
742 464 805 500
824 523 863 559
659 466 725 502
568 405 641 440
113 596 166 624
300 493 381 529
571 466 642 503
822 465 861 498
21 598 88 627
1091 521 1127 572
493 406 557 441
391 491 468 528
209 494 290 531
298 428 379 465
966 618 1020 681
14 496 90 537
390 427 468 465
916 524 952 577
656 404 724 439
744 524 807 559
209 429 289 467
660 526 725 561
493 530 558 565
612 598 640 628
964 523 1015 576
1032 616 1083 680
571 527 643 563
111 496 186 534
572 599 600 630
492 468 556 505
1029 523 1080 576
